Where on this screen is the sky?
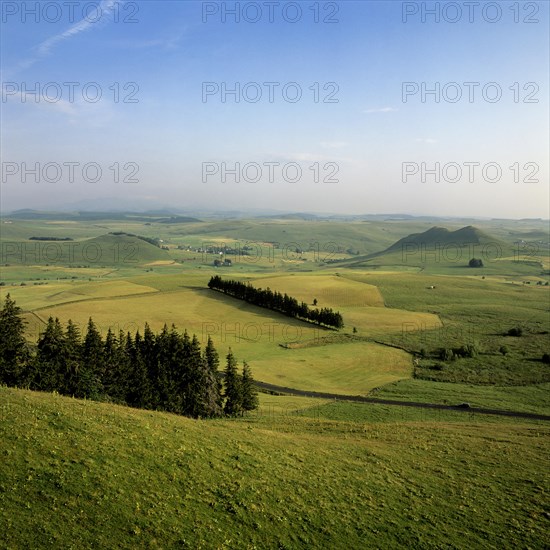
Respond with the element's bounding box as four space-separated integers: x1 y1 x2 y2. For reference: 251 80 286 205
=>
1 0 549 218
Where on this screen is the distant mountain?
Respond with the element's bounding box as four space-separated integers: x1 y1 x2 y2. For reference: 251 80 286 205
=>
4 210 201 223
330 225 508 269
260 213 321 221
383 225 496 253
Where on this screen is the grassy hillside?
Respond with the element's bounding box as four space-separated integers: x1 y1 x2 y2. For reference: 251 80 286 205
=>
1 214 549 548
24 292 417 395
0 280 159 311
0 233 171 268
382 225 502 251
10 270 441 394
1 387 548 549
334 224 548 277
3 216 546 277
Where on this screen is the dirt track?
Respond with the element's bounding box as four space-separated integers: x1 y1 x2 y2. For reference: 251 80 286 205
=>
254 380 550 422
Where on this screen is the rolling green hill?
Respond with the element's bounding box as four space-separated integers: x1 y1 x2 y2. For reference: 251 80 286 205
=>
1 234 171 267
331 225 548 277
1 213 549 548
382 225 502 252
1 387 548 549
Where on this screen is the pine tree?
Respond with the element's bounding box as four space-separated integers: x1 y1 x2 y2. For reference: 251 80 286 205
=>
102 328 126 403
141 323 159 408
154 324 172 410
223 349 242 416
172 329 192 413
204 336 223 411
127 331 152 409
77 317 103 399
181 334 202 416
35 317 65 391
0 293 29 386
56 320 82 396
241 361 259 413
164 325 186 414
184 335 222 418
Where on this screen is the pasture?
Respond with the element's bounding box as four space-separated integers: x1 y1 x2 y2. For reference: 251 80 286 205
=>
0 386 548 549
1 214 549 549
1 215 547 403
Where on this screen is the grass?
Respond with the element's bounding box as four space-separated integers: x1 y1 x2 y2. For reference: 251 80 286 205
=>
246 273 385 307
248 340 413 394
1 215 549 548
3 242 546 394
23 286 414 395
0 233 170 267
0 280 158 311
1 387 548 549
13 271 435 394
296 399 548 424
371 379 550 416
340 271 550 385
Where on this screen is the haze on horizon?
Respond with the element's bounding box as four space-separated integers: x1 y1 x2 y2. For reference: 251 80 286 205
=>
1 0 549 219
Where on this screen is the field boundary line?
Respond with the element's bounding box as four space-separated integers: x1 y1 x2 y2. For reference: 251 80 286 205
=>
254 380 550 422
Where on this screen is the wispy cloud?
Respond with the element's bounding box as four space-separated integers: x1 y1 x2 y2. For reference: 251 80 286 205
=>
363 107 398 114
37 0 122 56
415 138 438 144
114 32 186 51
10 0 124 73
2 88 77 115
2 86 118 128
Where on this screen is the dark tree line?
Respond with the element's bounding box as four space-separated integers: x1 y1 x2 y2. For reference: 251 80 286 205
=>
208 275 344 329
0 294 258 419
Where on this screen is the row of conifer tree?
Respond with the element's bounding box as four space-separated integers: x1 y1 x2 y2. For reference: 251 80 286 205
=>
0 294 258 418
208 275 344 329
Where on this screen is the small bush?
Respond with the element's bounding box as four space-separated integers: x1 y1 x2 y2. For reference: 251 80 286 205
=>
439 348 455 361
454 344 479 358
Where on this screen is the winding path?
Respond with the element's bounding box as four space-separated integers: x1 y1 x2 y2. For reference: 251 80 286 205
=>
254 380 550 422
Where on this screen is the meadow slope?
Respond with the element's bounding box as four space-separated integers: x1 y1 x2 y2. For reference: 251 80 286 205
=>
1 387 549 549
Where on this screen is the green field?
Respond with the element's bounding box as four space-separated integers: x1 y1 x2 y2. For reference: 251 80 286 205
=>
1 387 548 549
16 279 422 395
1 213 549 547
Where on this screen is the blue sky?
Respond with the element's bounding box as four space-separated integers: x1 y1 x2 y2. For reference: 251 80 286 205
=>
1 0 549 217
